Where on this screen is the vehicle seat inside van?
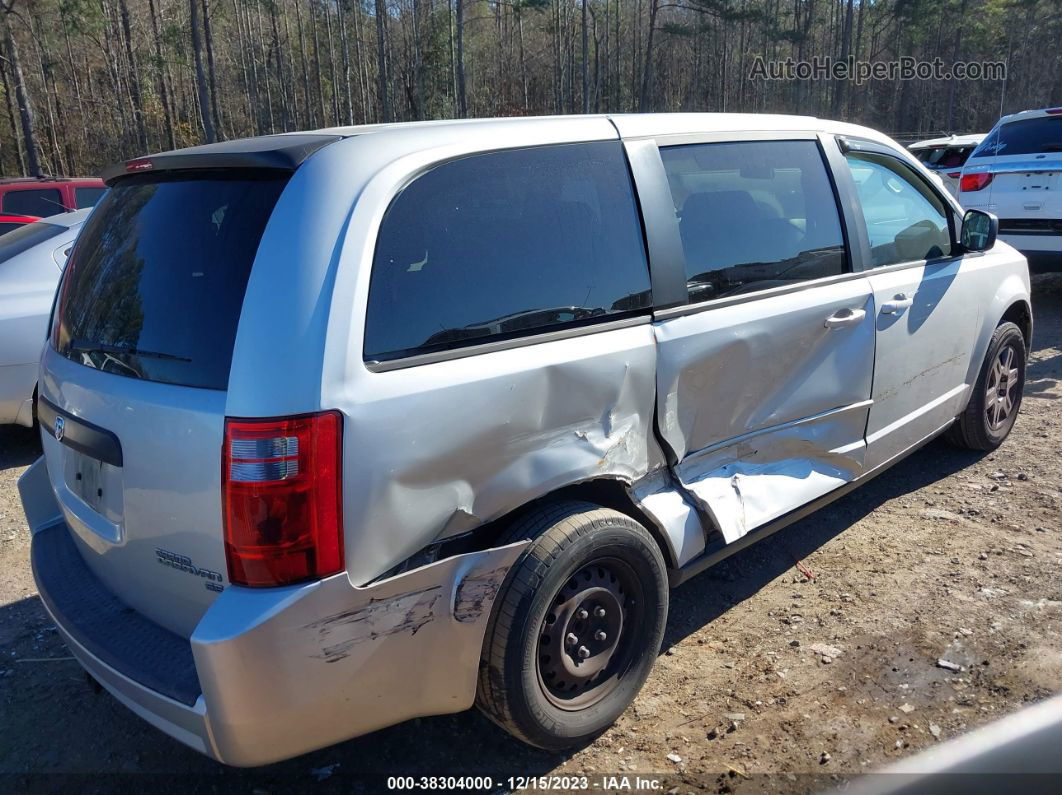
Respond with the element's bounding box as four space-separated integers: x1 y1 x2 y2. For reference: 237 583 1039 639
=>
680 189 804 272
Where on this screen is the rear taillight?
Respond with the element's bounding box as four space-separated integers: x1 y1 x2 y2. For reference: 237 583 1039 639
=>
960 172 994 192
946 171 962 179
223 411 344 587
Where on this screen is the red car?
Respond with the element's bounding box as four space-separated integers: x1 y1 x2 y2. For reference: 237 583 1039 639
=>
0 213 40 236
0 176 106 219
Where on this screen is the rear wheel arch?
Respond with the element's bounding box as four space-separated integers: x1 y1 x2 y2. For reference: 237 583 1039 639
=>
392 478 680 579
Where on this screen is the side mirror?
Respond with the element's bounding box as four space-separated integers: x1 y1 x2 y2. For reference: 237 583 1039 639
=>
960 209 998 253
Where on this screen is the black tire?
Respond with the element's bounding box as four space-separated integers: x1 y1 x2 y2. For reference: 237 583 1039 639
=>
946 321 1026 451
476 501 668 750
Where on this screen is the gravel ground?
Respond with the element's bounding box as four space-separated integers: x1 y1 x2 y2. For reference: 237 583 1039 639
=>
1 276 1060 792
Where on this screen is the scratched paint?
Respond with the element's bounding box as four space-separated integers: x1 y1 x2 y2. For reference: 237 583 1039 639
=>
453 566 509 623
304 585 444 663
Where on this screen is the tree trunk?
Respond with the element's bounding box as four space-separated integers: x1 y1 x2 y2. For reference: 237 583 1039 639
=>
116 0 148 152
309 0 327 125
454 0 467 117
831 0 854 118
375 0 390 122
638 0 660 112
581 0 588 113
188 0 216 142
2 16 40 176
294 0 314 126
147 0 177 149
0 53 26 173
337 0 354 124
201 0 223 136
324 3 340 123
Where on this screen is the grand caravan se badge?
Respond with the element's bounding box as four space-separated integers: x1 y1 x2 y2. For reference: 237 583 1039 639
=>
155 548 225 592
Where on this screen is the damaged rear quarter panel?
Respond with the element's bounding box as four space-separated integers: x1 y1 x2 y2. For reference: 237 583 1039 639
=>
306 131 663 588
335 324 660 586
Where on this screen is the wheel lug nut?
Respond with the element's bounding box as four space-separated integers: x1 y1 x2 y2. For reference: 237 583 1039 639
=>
577 646 590 659
576 608 589 620
566 633 578 646
594 630 607 641
594 607 606 618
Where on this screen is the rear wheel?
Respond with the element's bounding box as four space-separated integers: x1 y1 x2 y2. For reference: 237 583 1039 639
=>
476 502 668 750
946 321 1026 451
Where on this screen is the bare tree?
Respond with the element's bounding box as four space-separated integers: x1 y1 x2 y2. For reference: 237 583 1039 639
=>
1 2 40 175
375 0 390 121
188 0 216 142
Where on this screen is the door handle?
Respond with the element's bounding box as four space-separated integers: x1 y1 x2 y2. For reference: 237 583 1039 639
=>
881 293 914 314
824 308 867 329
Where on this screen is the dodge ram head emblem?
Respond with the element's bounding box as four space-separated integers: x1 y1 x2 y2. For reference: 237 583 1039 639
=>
53 416 65 442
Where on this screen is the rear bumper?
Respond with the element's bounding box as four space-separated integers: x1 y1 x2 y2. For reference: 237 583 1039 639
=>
999 231 1062 254
998 233 1062 273
20 457 526 766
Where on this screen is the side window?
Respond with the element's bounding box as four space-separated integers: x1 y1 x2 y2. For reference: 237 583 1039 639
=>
75 187 107 208
660 140 847 303
364 142 652 362
2 188 64 217
845 153 952 267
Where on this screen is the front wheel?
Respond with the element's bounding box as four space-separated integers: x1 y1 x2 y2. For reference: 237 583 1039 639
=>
946 321 1026 451
476 502 668 750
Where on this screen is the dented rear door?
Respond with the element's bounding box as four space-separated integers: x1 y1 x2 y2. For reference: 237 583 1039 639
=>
639 134 876 544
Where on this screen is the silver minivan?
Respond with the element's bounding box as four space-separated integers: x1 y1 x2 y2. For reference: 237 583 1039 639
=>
19 114 1031 766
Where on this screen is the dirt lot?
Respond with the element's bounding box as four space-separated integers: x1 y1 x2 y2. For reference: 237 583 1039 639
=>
2 277 1060 792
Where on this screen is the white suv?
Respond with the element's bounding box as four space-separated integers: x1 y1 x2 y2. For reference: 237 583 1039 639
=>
960 107 1062 271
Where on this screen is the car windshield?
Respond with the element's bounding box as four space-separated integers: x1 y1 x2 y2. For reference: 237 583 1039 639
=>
972 115 1062 157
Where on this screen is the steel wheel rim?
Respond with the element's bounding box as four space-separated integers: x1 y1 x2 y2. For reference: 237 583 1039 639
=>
536 557 644 711
985 343 1021 430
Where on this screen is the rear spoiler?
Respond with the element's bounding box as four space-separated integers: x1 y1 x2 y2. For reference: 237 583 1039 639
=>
101 134 343 185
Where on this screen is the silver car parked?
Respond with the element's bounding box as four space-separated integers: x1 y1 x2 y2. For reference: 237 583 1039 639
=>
19 114 1031 766
0 209 90 426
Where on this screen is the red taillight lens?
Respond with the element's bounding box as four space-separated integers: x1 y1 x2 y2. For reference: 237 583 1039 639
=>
960 172 993 192
223 411 344 587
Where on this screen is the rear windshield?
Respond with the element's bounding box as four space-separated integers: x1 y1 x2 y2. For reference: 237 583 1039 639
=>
0 221 64 267
52 171 288 389
912 146 975 169
971 116 1062 158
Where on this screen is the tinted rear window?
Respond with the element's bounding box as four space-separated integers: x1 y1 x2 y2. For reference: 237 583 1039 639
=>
0 221 64 267
3 187 64 216
365 142 651 361
75 186 107 207
53 171 288 389
0 222 22 236
972 116 1062 158
912 145 975 169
